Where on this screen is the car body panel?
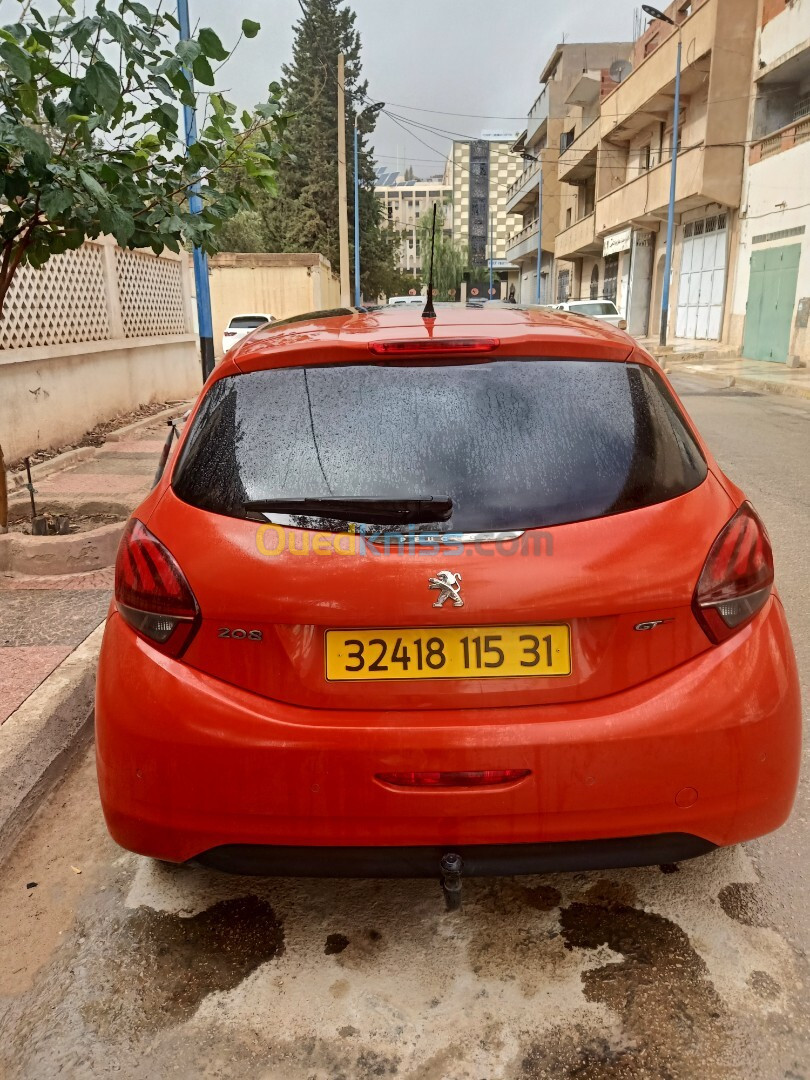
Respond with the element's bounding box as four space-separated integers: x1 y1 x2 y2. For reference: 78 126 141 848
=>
96 305 802 869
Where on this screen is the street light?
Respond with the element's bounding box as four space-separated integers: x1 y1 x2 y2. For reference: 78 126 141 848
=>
642 4 682 346
354 101 385 307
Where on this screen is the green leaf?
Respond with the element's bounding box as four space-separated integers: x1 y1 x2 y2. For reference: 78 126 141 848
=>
78 169 109 204
241 19 260 38
198 27 228 62
192 53 214 86
56 0 76 15
41 189 73 219
18 84 38 117
175 39 200 67
0 40 32 82
100 205 135 246
15 124 50 165
85 59 121 113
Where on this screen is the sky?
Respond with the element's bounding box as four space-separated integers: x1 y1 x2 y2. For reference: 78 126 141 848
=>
194 0 646 178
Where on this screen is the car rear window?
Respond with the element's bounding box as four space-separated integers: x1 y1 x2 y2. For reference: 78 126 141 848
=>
228 316 269 329
570 302 618 317
172 360 707 532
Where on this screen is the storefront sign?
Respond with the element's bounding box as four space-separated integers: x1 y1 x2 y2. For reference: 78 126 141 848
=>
603 227 633 257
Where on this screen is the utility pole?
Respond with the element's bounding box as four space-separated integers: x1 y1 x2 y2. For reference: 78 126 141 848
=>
354 116 361 307
535 159 543 304
643 5 682 346
177 0 215 381
489 211 494 300
337 53 351 307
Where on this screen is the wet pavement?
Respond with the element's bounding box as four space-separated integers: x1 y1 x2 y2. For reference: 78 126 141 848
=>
0 424 168 723
0 377 808 1079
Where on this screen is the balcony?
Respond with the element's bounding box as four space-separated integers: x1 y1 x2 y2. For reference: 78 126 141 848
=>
506 220 541 263
527 88 549 145
750 116 810 163
594 145 744 235
599 0 717 143
558 119 599 183
555 213 599 261
505 158 542 215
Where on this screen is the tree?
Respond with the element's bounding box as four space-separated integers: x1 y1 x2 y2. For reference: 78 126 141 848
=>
416 201 468 301
252 0 398 301
0 0 289 527
0 0 289 315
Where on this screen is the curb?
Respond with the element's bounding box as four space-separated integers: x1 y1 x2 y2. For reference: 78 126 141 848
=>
0 622 104 865
8 401 191 491
666 364 810 402
0 521 124 575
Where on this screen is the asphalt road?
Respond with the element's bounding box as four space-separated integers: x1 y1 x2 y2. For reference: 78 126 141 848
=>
0 376 808 1080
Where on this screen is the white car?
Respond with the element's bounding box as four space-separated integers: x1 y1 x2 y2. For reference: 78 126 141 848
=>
553 298 627 329
387 295 425 307
221 313 274 354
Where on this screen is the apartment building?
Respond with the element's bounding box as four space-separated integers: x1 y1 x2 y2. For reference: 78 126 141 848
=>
375 167 453 279
506 42 633 304
728 0 810 366
556 0 759 340
451 133 523 298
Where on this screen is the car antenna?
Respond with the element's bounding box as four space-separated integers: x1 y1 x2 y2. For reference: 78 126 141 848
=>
422 204 437 320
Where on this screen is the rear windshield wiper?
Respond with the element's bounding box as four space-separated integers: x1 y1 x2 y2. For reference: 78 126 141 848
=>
243 496 453 526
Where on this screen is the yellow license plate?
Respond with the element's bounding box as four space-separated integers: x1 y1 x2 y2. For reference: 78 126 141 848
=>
325 625 571 681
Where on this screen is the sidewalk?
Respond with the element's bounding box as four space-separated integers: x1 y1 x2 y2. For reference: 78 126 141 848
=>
638 336 810 401
0 420 170 724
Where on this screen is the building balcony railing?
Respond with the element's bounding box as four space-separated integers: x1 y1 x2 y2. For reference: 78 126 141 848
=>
750 116 810 164
527 87 549 145
505 158 542 215
594 144 744 235
506 219 540 263
558 119 599 182
554 213 599 260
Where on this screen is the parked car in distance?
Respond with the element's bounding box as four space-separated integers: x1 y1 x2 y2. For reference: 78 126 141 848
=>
553 298 627 330
221 313 274 354
97 305 800 891
387 295 425 306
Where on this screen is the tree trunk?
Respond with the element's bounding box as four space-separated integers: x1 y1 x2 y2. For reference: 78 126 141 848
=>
0 443 7 532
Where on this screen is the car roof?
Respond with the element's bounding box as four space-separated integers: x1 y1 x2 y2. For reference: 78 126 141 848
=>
220 304 641 377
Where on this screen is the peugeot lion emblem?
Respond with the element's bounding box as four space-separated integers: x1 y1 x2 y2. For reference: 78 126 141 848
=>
429 570 463 609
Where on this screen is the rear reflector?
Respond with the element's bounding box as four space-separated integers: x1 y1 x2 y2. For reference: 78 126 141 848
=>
375 769 530 789
368 338 499 356
693 502 774 644
115 518 199 656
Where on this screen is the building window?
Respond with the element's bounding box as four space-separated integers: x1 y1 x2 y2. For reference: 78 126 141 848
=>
566 208 573 228
590 265 600 300
560 128 575 153
640 145 651 171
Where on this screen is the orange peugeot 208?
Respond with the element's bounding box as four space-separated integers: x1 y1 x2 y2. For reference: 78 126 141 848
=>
96 305 801 887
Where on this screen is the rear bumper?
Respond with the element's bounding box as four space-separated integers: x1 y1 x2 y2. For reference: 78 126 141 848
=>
95 599 801 867
194 834 716 877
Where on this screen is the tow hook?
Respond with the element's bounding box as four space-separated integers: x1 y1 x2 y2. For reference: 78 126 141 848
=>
440 852 464 911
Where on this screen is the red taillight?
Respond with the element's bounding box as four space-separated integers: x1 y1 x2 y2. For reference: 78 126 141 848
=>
693 503 774 644
375 769 530 789
368 338 499 356
115 519 199 656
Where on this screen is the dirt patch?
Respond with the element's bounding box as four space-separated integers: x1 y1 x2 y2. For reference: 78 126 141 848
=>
81 895 285 1035
325 932 351 955
6 511 123 535
718 882 771 928
7 401 179 471
558 901 733 1078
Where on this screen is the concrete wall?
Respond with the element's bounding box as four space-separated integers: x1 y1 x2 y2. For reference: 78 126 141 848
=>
208 253 341 357
0 336 199 463
729 141 810 364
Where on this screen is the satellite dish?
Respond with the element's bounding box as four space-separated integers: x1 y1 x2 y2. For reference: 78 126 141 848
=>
609 59 633 83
